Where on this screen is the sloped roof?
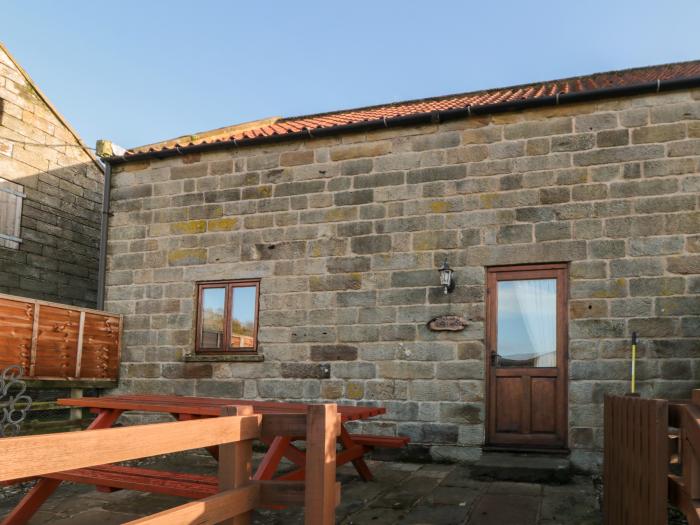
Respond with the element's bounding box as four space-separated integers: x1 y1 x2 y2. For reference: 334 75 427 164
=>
126 60 700 158
0 42 102 171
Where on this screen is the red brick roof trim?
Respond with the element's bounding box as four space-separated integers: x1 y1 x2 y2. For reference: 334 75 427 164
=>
125 60 700 157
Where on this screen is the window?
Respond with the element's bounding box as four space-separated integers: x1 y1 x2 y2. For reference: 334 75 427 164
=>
0 177 24 250
196 280 260 353
488 263 567 369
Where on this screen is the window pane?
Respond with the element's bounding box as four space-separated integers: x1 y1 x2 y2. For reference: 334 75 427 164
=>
497 279 557 368
231 286 256 349
200 288 225 349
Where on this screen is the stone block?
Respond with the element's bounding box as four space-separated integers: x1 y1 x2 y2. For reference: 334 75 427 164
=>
351 235 392 254
497 224 532 244
258 379 304 399
504 118 572 139
406 165 466 184
341 159 373 176
610 257 663 277
410 132 460 151
570 319 625 339
397 422 459 444
535 222 570 242
336 290 377 307
667 255 700 275
281 363 331 379
461 126 502 144
633 123 686 144
573 145 664 166
588 239 625 259
378 361 434 380
656 297 700 316
629 277 685 297
551 134 595 152
353 171 405 188
280 150 314 166
310 345 358 361
596 129 629 147
540 187 570 204
574 113 617 132
338 324 379 342
571 279 627 299
196 380 244 398
332 362 376 379
330 141 392 161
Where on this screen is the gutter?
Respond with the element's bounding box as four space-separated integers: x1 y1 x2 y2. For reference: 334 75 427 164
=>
96 161 111 310
106 76 700 165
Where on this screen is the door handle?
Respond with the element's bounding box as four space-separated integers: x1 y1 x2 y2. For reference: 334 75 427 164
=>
490 353 499 366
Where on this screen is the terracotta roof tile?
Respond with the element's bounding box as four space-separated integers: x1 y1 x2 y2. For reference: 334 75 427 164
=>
126 60 700 156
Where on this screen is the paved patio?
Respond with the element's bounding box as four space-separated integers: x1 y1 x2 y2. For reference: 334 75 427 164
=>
0 452 602 525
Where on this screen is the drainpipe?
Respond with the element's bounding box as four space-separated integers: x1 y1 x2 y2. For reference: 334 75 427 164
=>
96 159 111 310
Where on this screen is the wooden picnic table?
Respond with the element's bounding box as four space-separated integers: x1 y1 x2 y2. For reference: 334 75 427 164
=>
2 394 409 525
55 394 401 482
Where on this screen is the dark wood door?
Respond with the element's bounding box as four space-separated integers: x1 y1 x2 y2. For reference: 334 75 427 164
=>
486 264 568 449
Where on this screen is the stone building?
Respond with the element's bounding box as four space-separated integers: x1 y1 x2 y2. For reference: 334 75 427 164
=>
0 42 103 307
102 61 700 470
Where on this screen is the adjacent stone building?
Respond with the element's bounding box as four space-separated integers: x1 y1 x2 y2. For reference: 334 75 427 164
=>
0 43 103 307
103 61 700 470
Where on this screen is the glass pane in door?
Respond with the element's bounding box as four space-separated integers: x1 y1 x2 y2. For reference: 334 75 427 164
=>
200 287 226 349
497 279 557 367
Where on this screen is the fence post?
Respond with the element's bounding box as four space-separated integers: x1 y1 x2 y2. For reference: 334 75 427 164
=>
304 404 338 525
219 405 254 525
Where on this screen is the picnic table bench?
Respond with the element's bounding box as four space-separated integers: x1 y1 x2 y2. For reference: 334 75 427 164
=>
1 394 409 525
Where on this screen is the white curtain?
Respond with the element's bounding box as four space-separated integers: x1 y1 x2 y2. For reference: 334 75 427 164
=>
509 279 557 367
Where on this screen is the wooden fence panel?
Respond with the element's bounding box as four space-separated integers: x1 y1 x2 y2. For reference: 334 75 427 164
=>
0 293 122 381
0 297 33 369
79 312 121 379
604 394 669 525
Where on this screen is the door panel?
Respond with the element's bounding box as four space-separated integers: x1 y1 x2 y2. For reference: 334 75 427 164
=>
486 264 568 449
530 377 557 433
495 377 522 432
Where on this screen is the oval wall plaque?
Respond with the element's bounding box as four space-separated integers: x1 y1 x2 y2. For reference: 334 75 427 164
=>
427 315 468 332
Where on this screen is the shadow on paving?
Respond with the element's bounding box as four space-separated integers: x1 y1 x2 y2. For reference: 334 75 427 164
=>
0 451 602 524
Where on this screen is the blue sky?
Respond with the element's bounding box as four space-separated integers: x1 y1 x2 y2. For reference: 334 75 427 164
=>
3 1 699 149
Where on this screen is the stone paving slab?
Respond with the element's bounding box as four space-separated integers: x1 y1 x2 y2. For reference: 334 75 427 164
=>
0 452 602 524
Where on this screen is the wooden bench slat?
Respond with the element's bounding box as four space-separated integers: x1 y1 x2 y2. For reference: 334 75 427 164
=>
350 435 410 449
45 466 218 499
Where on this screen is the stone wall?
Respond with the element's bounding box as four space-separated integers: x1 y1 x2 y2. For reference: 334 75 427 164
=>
0 46 103 307
106 89 700 469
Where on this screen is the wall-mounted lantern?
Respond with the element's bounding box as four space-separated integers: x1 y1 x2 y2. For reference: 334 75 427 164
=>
437 258 455 295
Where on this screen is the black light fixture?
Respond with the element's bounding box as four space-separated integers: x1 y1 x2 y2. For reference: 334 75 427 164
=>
438 258 455 294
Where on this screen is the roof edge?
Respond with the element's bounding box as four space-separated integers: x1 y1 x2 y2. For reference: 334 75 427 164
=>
107 70 700 165
133 116 283 155
0 41 103 172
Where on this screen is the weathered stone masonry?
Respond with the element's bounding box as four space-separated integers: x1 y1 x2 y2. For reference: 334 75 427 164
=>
0 46 103 307
106 89 700 470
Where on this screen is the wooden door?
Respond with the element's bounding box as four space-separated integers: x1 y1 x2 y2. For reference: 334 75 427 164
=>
486 264 568 449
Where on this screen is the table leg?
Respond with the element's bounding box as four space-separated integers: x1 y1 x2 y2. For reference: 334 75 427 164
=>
339 426 374 481
0 478 62 525
253 436 291 480
0 409 123 525
260 436 305 467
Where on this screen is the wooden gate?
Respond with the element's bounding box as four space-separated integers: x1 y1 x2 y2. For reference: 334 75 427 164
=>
604 395 669 525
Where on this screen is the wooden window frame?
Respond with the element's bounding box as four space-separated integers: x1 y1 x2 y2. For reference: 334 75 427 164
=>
195 279 260 354
0 177 25 250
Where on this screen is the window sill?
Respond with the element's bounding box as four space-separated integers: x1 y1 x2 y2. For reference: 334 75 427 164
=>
184 353 264 363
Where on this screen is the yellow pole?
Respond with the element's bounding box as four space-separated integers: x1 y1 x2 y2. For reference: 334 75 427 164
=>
631 332 637 394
